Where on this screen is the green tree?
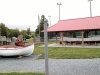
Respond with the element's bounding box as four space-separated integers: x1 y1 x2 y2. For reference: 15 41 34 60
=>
27 27 31 35
20 30 31 39
0 23 7 36
8 29 20 37
35 15 49 36
21 30 27 36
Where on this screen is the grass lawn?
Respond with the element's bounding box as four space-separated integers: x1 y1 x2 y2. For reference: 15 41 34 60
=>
34 45 100 59
0 72 44 75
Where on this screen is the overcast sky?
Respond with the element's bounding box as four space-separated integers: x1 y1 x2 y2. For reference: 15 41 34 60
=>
0 0 100 31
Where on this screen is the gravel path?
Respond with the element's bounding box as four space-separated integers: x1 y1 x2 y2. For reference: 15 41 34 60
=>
0 55 100 75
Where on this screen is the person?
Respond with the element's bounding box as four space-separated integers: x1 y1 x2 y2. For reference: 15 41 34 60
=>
15 37 25 47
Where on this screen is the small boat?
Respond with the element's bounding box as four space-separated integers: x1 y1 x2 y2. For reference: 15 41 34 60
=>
0 44 34 56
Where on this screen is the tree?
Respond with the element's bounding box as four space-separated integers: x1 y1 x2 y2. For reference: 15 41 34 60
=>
8 29 20 37
20 30 31 39
35 15 49 36
27 27 31 35
0 23 7 36
0 23 33 39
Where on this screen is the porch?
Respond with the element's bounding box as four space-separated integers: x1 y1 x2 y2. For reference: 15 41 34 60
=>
60 35 100 45
47 30 100 46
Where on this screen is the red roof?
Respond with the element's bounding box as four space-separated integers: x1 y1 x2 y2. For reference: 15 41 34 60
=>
47 16 100 32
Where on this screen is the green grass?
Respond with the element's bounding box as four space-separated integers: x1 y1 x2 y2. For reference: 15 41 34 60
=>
0 72 44 75
34 45 100 59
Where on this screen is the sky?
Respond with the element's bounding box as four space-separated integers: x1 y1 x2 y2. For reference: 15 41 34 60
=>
0 0 100 31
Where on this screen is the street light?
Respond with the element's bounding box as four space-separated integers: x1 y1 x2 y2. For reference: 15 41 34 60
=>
44 18 49 75
48 16 51 27
38 15 40 42
0 27 1 36
88 0 93 17
57 2 62 21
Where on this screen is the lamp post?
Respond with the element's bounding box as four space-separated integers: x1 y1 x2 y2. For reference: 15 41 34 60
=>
57 2 62 21
88 0 93 17
0 27 1 36
44 18 49 75
48 16 51 27
38 15 40 42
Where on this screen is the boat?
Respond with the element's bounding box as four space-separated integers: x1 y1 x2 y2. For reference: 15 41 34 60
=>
0 44 34 56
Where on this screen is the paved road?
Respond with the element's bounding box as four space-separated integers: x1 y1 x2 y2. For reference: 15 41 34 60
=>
0 55 100 75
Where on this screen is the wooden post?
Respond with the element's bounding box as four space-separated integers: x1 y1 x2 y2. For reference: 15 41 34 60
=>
60 32 64 45
56 32 57 43
95 42 97 46
81 31 84 47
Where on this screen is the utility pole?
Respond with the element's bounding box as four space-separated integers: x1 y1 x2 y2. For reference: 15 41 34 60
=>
6 28 8 45
88 0 93 17
44 18 49 75
38 15 40 42
57 2 62 21
48 16 51 27
0 27 1 36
